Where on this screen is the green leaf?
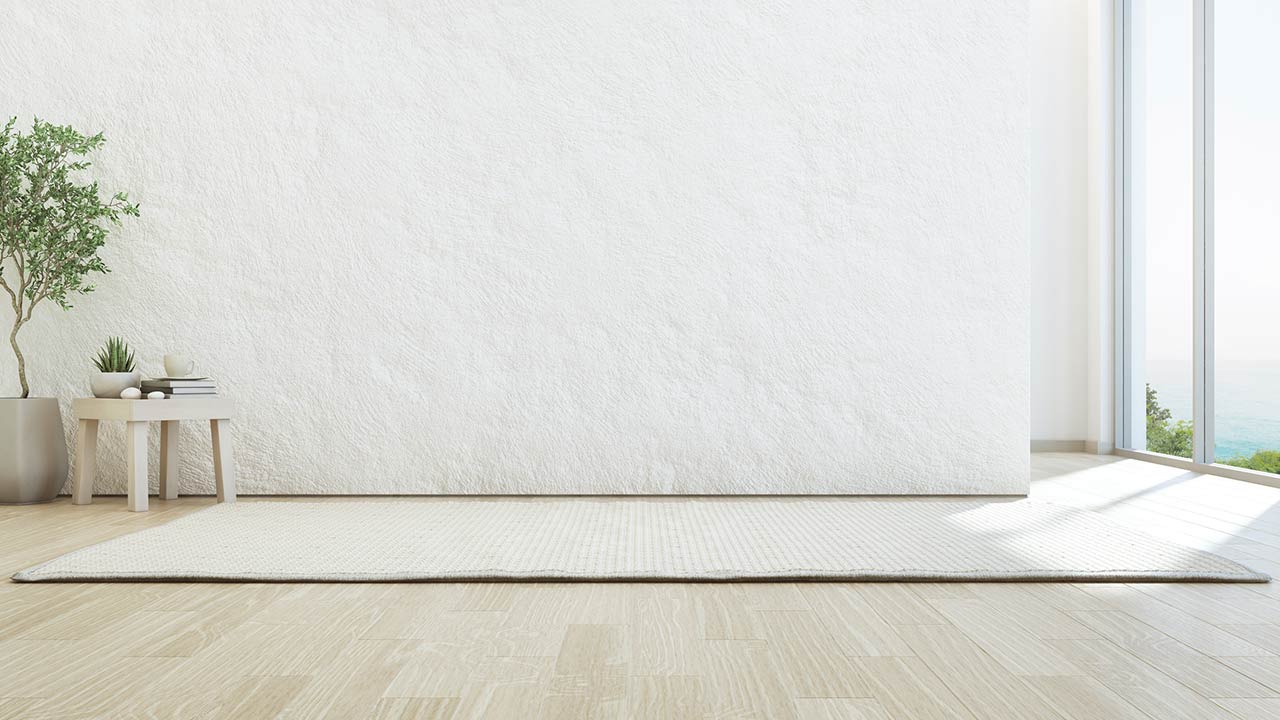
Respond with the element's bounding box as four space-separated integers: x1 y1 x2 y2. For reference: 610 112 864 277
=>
91 336 136 373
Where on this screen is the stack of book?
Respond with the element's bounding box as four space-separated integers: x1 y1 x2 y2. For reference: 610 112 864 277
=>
141 377 218 397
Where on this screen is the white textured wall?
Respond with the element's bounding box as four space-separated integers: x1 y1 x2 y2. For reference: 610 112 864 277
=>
2 0 1029 495
1029 0 1089 445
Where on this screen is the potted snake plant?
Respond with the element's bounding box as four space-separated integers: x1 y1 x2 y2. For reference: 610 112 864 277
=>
0 118 138 503
90 337 140 398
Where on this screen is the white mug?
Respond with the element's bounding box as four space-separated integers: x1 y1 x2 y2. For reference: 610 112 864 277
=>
164 354 195 377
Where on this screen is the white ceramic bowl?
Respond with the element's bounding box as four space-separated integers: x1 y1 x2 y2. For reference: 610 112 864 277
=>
90 371 141 399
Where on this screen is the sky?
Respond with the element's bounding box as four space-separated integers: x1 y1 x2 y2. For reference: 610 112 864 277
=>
1141 0 1280 385
1213 0 1280 369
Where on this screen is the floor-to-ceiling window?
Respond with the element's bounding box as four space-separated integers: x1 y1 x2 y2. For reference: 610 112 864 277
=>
1212 0 1280 474
1119 0 1280 481
1124 0 1196 459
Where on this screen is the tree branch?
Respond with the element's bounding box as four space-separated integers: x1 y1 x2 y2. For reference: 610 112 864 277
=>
0 272 18 316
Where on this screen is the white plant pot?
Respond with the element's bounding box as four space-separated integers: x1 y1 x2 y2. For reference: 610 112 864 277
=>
91 371 141 399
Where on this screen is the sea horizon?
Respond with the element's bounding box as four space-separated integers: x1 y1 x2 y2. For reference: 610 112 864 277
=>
1147 363 1280 460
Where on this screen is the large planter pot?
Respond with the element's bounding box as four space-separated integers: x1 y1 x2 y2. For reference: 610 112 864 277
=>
91 371 141 399
0 398 69 504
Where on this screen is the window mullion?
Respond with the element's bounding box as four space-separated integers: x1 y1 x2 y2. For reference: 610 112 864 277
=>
1192 0 1215 464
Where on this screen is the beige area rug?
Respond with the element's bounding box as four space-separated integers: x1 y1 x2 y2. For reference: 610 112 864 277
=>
13 499 1268 583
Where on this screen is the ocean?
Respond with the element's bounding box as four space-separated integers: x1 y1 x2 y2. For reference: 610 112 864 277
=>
1147 364 1280 460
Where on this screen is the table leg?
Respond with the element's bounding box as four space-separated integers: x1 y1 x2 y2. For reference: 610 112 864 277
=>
72 419 99 505
126 420 149 512
159 420 179 500
211 419 236 503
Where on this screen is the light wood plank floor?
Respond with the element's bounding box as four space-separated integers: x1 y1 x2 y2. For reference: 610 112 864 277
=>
4 452 1280 718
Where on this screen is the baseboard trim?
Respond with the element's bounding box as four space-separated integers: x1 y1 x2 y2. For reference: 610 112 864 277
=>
1031 440 1087 453
1084 440 1115 455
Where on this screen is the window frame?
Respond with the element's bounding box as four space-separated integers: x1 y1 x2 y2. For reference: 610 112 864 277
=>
1113 0 1280 488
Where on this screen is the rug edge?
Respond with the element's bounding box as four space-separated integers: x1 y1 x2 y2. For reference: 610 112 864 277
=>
12 569 1271 583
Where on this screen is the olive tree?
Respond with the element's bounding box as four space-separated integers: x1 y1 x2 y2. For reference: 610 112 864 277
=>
0 117 138 398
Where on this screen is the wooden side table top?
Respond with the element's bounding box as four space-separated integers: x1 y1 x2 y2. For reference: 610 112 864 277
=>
73 397 236 422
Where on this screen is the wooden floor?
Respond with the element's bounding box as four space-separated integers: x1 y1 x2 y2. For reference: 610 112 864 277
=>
5 453 1280 718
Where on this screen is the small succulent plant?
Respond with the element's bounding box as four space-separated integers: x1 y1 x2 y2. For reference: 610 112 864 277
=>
92 337 136 373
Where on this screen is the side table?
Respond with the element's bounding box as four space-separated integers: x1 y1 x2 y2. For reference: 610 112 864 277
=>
71 397 237 512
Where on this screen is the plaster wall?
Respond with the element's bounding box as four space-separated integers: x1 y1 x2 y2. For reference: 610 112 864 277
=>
2 1 1030 494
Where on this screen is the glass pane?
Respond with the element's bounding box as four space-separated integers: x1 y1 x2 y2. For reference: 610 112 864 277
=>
1130 0 1195 457
1213 0 1280 473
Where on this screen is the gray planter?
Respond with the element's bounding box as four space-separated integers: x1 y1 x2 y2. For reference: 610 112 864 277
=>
0 398 69 504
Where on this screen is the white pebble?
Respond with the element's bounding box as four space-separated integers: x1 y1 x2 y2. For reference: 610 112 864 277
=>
147 391 166 400
120 387 142 400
